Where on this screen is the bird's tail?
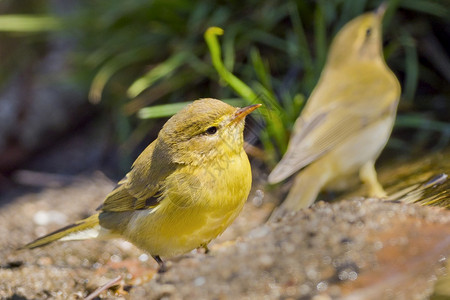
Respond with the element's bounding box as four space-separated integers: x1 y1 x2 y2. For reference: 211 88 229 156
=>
22 213 101 249
269 163 331 221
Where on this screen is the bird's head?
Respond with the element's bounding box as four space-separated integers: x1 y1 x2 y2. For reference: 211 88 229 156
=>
159 98 260 165
328 3 387 66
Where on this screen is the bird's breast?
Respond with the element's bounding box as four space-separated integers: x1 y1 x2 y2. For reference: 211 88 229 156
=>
124 150 252 257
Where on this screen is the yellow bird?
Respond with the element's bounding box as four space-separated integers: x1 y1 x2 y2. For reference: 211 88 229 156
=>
23 98 261 271
268 4 401 216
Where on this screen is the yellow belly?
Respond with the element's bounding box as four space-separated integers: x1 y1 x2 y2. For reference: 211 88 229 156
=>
322 114 394 187
122 150 251 257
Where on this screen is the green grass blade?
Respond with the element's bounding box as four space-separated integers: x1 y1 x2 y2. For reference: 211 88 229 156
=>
127 51 190 98
382 0 402 29
89 49 151 103
250 47 272 92
337 0 367 29
395 115 450 132
223 26 237 72
204 27 258 103
399 0 450 18
400 34 419 102
0 15 61 32
138 98 244 119
288 1 313 72
138 102 193 119
205 26 290 157
314 3 327 74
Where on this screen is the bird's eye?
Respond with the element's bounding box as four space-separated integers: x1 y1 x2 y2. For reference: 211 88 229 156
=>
205 126 218 135
365 27 372 38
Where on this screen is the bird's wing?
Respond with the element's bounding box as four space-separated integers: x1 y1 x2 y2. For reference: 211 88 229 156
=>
269 89 398 183
96 175 161 212
98 140 177 212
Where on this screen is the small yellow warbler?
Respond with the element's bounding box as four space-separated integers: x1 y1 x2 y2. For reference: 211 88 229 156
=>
23 98 261 271
268 4 400 216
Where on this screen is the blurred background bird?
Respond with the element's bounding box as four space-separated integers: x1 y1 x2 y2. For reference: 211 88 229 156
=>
268 3 401 218
23 98 260 271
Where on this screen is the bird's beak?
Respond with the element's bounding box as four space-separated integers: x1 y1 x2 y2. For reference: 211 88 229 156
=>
375 2 387 19
229 104 261 125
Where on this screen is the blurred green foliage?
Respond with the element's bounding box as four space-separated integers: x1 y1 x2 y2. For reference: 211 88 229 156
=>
0 0 449 164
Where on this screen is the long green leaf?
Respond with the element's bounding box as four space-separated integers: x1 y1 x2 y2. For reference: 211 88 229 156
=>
89 49 151 103
127 51 190 98
0 15 61 32
401 34 419 102
138 98 244 119
314 4 327 73
399 0 450 18
205 26 290 157
204 27 258 103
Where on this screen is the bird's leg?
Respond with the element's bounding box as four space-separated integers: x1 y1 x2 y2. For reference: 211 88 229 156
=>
201 244 210 254
359 161 386 198
152 255 167 273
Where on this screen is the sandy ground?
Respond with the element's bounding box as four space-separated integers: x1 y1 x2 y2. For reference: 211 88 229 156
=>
0 150 449 299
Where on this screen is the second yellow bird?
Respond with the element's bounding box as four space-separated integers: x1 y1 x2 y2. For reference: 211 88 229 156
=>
269 4 401 216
